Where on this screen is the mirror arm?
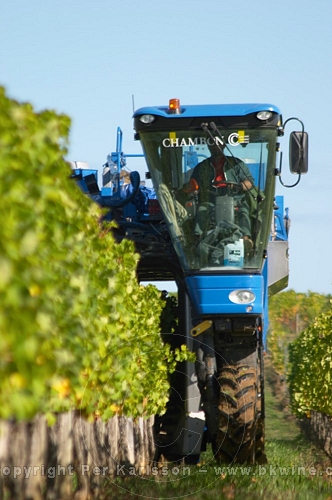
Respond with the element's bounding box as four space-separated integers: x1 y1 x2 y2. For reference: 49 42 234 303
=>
278 173 301 188
284 117 305 133
277 150 302 188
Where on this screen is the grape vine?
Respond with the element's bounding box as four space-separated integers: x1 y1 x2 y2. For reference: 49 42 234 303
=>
0 87 189 422
288 305 332 417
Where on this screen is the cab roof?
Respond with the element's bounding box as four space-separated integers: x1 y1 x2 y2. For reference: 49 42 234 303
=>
133 103 281 119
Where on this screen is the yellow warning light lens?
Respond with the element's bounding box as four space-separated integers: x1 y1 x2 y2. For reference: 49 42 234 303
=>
169 98 180 112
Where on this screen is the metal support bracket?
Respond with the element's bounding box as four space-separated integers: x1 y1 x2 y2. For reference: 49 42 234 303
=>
191 320 213 337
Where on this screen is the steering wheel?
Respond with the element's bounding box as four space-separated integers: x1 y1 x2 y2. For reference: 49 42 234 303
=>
213 180 243 192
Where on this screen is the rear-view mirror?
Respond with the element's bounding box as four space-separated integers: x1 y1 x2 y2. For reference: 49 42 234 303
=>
289 131 308 174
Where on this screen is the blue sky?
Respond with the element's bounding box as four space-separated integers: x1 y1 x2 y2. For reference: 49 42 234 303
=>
1 0 331 295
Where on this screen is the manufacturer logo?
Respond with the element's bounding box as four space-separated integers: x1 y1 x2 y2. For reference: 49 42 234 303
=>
162 131 249 148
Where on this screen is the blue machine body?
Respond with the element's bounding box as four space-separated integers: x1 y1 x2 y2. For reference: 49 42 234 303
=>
185 274 265 315
133 103 281 119
71 102 291 349
71 99 307 464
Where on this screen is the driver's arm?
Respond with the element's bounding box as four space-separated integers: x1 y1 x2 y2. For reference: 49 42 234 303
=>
241 178 253 191
239 161 254 191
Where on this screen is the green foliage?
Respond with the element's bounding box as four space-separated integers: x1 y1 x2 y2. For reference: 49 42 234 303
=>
288 304 332 417
159 290 178 334
268 290 331 374
0 87 189 421
267 291 332 418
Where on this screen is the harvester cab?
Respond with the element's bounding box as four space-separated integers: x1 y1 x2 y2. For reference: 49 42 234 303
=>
133 100 307 279
71 98 308 464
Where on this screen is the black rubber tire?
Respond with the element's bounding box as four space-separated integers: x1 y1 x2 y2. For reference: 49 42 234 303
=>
213 347 265 464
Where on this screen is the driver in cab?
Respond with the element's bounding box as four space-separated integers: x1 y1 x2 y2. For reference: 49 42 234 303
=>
190 140 254 251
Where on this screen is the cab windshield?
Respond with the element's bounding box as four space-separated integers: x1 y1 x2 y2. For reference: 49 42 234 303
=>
139 127 277 272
